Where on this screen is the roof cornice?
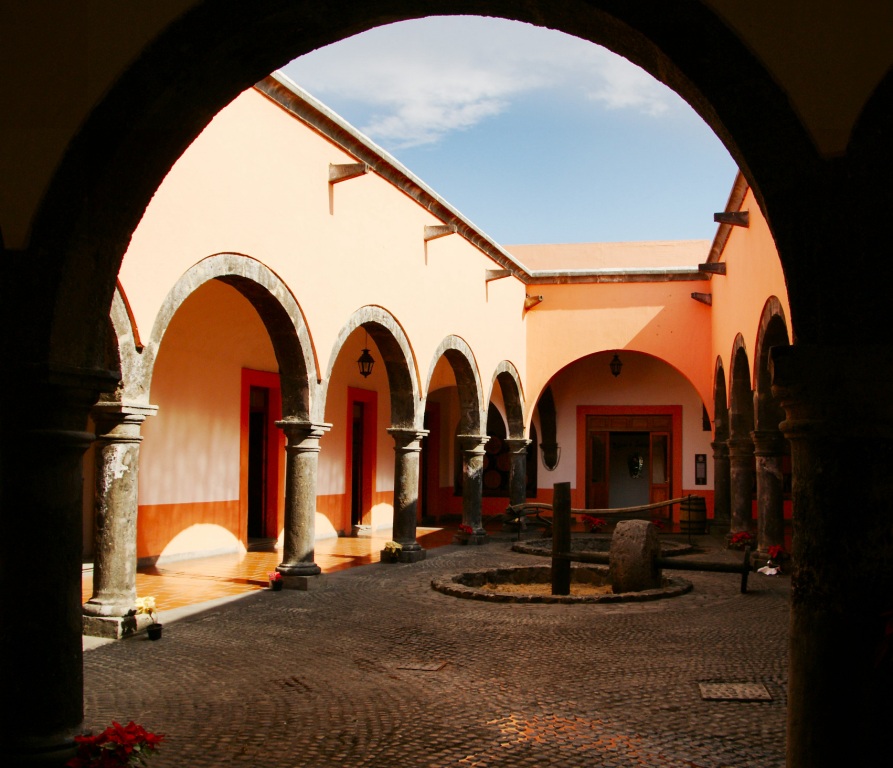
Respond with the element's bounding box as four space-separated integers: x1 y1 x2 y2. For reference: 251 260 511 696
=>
256 73 533 280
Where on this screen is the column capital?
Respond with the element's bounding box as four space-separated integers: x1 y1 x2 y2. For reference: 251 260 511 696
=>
276 420 331 446
387 427 428 451
727 436 755 459
504 437 532 454
751 429 786 456
771 343 893 440
710 440 730 459
92 401 158 441
457 433 490 454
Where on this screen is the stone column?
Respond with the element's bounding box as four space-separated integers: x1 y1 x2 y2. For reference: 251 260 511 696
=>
1 365 117 766
772 344 893 768
504 437 531 508
82 402 157 639
457 434 489 544
386 427 428 563
710 439 731 531
727 436 755 533
275 420 330 589
751 429 786 560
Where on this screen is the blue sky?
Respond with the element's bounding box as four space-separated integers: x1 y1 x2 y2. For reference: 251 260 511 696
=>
281 16 737 246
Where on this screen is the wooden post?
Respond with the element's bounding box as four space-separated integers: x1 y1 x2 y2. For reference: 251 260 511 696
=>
552 482 572 595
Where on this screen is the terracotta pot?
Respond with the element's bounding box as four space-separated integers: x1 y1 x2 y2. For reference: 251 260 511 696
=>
269 580 283 591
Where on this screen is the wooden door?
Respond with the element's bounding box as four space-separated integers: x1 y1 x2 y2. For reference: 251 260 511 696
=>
586 429 608 509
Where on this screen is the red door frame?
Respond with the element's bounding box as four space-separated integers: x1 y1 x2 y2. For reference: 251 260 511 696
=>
239 369 284 543
575 405 682 514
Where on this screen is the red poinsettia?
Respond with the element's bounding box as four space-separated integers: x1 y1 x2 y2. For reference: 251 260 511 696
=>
66 721 164 767
458 523 474 534
768 544 787 562
581 515 606 531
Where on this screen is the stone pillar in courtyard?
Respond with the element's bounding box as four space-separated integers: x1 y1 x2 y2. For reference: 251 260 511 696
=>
771 344 893 768
751 429 786 560
504 437 531 508
387 427 428 562
727 436 755 533
710 439 731 532
82 401 158 639
275 420 330 588
457 434 489 544
2 366 118 766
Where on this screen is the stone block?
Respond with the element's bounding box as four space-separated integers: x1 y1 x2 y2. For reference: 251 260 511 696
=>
283 574 328 590
609 520 662 593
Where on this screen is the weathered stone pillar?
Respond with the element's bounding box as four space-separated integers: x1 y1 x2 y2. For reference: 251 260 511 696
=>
710 439 731 531
772 344 893 768
275 420 330 588
386 427 428 563
1 366 117 766
751 429 786 559
727 436 755 533
82 402 157 638
457 434 489 544
504 437 531 508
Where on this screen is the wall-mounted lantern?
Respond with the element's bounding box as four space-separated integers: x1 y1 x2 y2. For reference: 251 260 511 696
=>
357 330 375 378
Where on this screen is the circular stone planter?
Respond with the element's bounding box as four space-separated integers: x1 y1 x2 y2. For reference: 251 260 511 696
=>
431 565 692 604
512 536 692 558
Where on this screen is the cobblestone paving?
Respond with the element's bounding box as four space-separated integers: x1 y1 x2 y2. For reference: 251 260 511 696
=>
82 539 789 767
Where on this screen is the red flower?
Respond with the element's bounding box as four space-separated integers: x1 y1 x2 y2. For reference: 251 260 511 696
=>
768 545 786 561
66 722 164 768
458 523 474 534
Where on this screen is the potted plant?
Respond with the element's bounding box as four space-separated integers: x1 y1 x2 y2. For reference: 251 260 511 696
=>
66 720 164 767
728 530 755 550
580 515 606 533
136 596 162 640
650 518 665 532
381 540 403 562
268 571 284 591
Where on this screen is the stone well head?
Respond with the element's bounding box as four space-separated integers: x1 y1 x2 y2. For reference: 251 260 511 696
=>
609 520 661 593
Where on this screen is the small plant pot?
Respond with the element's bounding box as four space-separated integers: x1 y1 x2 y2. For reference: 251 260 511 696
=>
147 623 163 641
269 579 283 591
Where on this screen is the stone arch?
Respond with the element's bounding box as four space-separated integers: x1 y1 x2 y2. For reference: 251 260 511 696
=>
424 336 484 435
751 297 791 556
729 335 754 440
753 297 790 432
104 285 146 404
712 356 729 442
728 334 755 533
141 253 318 421
488 361 526 439
23 1 822 380
325 305 420 429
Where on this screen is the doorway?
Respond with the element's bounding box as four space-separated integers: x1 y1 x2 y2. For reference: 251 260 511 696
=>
240 369 283 545
347 387 376 531
584 413 673 515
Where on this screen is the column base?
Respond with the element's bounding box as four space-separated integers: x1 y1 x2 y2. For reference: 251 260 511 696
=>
283 574 328 591
397 547 426 563
277 562 321 577
82 612 154 640
453 532 488 546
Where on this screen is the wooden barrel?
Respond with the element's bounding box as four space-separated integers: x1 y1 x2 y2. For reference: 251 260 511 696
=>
679 496 708 533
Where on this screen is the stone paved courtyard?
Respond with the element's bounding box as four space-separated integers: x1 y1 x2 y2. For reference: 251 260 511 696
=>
82 537 789 767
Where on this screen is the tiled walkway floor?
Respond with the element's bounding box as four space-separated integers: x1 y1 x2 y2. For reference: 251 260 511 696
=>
82 526 458 612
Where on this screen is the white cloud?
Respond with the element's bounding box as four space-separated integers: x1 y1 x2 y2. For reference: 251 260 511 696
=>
282 17 676 148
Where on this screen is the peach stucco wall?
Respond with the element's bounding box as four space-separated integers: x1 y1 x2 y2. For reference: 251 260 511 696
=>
524 278 714 412
710 187 791 393
119 87 527 411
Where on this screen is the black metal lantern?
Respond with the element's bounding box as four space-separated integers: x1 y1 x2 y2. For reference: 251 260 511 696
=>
357 331 375 378
609 353 623 377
